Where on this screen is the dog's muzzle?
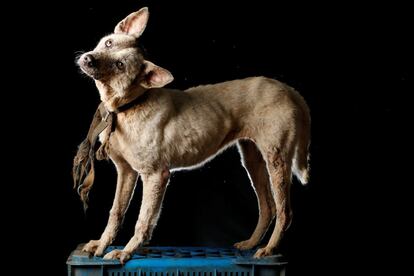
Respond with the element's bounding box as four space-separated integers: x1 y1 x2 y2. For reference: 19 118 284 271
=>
78 54 101 79
83 54 96 68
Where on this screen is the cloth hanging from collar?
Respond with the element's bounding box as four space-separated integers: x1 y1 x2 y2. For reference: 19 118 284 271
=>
72 92 150 211
72 103 114 211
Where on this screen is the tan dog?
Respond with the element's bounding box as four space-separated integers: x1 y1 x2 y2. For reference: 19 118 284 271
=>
77 7 311 263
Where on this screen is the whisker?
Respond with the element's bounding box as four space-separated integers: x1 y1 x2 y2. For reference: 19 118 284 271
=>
74 50 86 63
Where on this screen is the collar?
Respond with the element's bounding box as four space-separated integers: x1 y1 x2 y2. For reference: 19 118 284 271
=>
99 90 151 135
114 90 150 113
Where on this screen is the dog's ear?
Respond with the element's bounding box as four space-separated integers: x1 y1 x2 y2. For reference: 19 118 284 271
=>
140 60 174 89
114 7 149 38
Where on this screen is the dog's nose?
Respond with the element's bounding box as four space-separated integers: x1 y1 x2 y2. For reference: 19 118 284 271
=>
83 54 96 68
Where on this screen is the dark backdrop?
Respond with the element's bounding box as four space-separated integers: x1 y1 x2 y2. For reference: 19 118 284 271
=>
19 1 411 275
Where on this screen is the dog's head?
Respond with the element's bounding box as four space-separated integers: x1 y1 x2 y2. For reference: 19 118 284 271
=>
77 7 173 109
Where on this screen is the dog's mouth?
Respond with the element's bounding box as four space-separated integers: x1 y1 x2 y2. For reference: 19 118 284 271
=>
80 66 103 80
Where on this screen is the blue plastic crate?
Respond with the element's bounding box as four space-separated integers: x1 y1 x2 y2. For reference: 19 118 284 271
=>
67 244 287 276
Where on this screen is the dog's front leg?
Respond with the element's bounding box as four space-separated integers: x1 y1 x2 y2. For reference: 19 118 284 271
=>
104 168 170 263
83 158 138 256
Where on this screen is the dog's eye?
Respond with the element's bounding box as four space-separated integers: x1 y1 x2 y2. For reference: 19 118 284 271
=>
116 61 124 70
105 39 113 48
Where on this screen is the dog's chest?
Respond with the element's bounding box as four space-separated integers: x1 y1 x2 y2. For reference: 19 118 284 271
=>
106 112 167 172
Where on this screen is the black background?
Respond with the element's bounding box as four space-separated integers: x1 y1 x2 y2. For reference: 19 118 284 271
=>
15 0 411 275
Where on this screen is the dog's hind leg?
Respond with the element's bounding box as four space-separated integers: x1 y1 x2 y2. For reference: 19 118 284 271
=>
234 140 276 250
83 156 138 256
254 145 293 258
103 168 170 263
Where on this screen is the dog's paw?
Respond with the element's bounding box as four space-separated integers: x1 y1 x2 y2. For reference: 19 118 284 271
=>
234 240 256 250
253 247 274 258
82 240 108 256
103 249 131 264
83 240 100 255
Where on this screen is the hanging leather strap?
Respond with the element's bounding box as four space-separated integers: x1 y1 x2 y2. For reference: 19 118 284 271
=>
72 103 114 211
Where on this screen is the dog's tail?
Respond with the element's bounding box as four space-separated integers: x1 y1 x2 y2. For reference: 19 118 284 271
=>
292 141 310 185
292 100 311 185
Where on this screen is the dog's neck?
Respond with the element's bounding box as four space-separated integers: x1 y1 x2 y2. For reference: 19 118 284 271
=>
95 81 148 112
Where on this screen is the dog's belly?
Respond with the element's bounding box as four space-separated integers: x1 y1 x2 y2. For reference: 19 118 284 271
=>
169 139 236 171
170 142 228 169
166 123 240 170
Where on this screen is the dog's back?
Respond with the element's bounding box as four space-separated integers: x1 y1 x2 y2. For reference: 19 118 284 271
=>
182 76 310 184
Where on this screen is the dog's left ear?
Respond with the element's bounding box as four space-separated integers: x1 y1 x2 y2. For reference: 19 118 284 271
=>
140 60 174 89
114 7 149 38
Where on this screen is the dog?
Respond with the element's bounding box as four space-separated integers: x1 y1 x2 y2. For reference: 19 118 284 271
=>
76 7 311 263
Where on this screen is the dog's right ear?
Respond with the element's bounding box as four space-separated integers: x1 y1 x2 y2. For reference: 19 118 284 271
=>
140 60 174 89
114 7 149 38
